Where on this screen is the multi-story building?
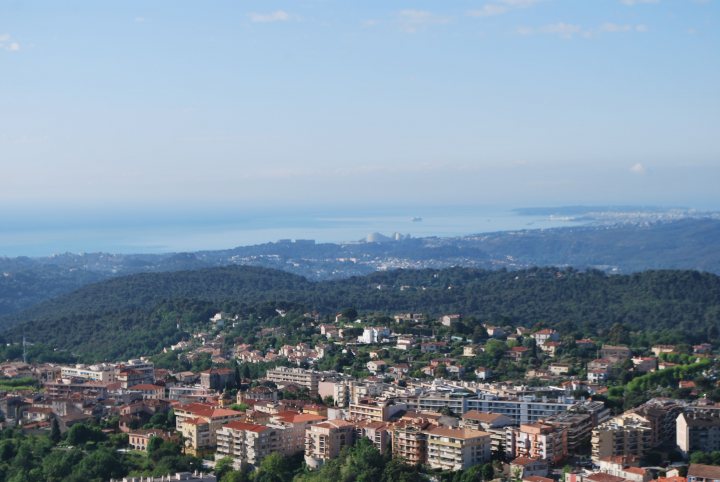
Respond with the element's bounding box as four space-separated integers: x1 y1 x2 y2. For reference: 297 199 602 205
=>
174 403 243 455
266 367 321 395
216 421 283 466
118 369 151 389
677 410 720 457
630 399 684 448
270 411 326 455
506 423 568 464
60 364 117 383
542 401 610 453
396 335 415 351
168 386 216 403
117 359 155 386
425 426 492 471
591 416 652 462
215 421 293 468
355 420 391 454
466 395 576 425
128 384 165 400
532 329 559 346
318 379 350 407
460 411 513 454
392 421 429 465
304 420 355 469
358 327 390 344
413 390 475 415
399 388 577 425
200 368 235 391
348 399 405 422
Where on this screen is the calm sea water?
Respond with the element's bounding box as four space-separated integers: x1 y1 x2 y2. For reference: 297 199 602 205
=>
0 206 581 257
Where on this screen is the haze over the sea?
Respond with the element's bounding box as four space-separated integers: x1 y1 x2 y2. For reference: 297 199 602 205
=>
2 1 718 254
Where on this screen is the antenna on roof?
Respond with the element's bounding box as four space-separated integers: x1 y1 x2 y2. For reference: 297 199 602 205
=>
22 329 27 364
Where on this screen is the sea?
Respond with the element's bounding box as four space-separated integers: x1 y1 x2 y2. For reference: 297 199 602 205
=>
0 205 589 258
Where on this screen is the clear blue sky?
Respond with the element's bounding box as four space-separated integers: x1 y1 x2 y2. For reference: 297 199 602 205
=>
1 0 719 214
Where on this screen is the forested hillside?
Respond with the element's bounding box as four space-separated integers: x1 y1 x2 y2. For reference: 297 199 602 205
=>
2 218 720 318
2 266 719 362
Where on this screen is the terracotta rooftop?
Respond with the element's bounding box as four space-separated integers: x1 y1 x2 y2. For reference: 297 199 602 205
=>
523 477 554 482
512 456 544 466
688 464 720 480
177 402 240 419
426 426 490 439
462 410 508 423
586 474 626 482
223 421 270 433
275 411 326 424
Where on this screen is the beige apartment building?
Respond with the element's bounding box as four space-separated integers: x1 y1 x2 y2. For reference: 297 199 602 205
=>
677 411 720 456
506 423 568 464
60 364 117 383
393 421 430 465
174 403 243 455
304 419 355 469
216 421 283 466
266 367 320 395
460 411 512 455
425 426 492 471
348 399 405 422
591 416 652 462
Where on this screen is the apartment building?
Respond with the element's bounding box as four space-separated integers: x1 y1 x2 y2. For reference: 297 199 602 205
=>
355 420 391 454
200 368 234 391
174 403 243 455
677 411 720 456
128 384 165 400
506 423 568 464
533 329 559 346
270 411 326 455
60 364 117 383
629 399 684 448
460 411 512 454
304 420 355 469
591 416 652 462
392 421 430 465
117 359 155 386
425 426 492 471
466 396 576 425
318 379 350 407
215 421 283 466
542 401 610 453
266 367 320 395
348 399 405 422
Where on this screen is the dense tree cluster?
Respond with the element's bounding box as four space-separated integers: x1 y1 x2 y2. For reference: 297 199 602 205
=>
2 266 719 362
0 422 200 482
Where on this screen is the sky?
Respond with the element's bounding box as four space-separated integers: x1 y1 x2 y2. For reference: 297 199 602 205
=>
1 0 719 217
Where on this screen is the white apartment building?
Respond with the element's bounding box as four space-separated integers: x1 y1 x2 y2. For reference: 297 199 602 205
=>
425 426 492 471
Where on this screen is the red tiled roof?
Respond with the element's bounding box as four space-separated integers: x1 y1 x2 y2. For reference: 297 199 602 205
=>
426 426 490 439
688 464 720 480
223 421 270 433
512 456 544 466
463 410 507 423
586 474 625 482
275 412 325 424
